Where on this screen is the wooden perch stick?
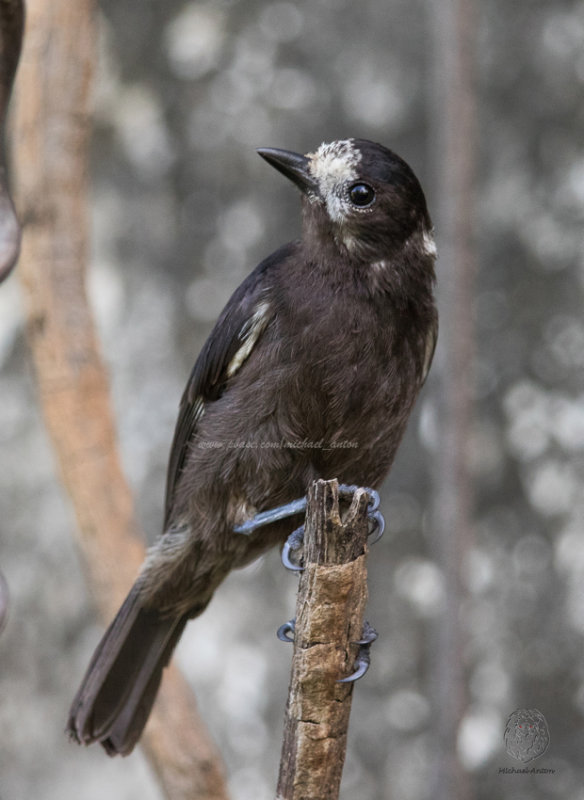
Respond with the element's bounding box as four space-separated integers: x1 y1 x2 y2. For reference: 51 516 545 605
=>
276 479 371 800
11 2 228 798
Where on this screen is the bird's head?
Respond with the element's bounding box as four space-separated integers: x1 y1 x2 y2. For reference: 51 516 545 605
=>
257 138 436 264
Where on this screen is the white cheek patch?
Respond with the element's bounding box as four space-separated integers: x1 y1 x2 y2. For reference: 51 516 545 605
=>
307 139 362 223
325 193 350 222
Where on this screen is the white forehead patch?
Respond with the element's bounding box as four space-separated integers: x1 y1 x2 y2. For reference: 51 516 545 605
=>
307 139 362 193
307 139 362 222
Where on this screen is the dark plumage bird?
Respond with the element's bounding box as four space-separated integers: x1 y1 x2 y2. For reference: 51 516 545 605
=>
67 138 438 756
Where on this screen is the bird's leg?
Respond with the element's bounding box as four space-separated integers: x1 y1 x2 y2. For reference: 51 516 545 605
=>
337 621 378 683
233 497 307 535
234 485 385 569
246 486 384 653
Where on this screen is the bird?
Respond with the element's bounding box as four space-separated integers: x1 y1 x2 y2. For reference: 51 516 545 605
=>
67 137 438 756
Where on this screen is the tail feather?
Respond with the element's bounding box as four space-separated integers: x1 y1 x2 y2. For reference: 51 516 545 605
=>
67 586 186 756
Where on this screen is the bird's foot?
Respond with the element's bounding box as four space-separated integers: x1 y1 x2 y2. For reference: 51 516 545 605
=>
281 525 305 571
234 484 384 544
337 621 378 683
277 617 378 682
337 484 385 544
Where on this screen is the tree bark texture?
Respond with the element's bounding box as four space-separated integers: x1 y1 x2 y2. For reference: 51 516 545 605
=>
11 2 229 798
276 479 371 800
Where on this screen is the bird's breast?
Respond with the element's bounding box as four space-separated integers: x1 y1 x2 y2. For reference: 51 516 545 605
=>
265 291 421 459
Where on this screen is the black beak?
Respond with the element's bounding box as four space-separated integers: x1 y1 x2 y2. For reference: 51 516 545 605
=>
257 147 319 197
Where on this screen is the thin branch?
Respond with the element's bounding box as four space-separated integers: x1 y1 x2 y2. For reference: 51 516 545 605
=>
276 479 371 800
11 2 228 797
0 0 24 282
0 0 24 635
429 0 477 797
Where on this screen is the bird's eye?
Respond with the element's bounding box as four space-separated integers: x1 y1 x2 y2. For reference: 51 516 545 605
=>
348 183 376 208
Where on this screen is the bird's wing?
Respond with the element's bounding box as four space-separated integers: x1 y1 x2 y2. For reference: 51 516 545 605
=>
163 242 295 526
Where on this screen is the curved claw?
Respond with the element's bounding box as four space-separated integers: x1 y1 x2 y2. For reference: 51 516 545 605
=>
337 649 372 683
354 621 378 646
281 541 304 571
277 618 295 642
368 510 385 544
281 525 305 571
365 489 381 513
337 621 378 683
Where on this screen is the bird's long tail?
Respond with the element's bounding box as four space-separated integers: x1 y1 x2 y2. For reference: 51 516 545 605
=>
67 585 187 756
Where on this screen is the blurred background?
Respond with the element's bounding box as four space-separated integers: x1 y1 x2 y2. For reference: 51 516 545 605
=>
1 0 584 798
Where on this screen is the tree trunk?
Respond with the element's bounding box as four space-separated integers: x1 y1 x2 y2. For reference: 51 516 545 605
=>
430 0 477 798
11 2 229 797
